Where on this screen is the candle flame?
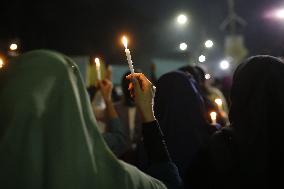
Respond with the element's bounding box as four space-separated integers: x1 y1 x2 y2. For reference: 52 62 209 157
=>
214 98 223 106
122 36 128 49
0 58 4 68
95 58 100 66
210 112 217 121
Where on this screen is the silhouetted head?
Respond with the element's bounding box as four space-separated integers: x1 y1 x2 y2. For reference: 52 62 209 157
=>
228 55 284 186
194 66 206 85
230 56 284 136
179 65 201 84
154 71 210 178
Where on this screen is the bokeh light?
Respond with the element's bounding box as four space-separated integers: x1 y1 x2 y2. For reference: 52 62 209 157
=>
179 42 188 51
10 43 18 51
220 60 230 70
205 40 214 48
199 55 206 63
177 14 188 25
275 9 284 19
205 73 211 80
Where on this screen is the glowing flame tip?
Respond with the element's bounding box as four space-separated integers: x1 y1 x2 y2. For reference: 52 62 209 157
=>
210 112 217 120
95 58 100 63
122 36 128 49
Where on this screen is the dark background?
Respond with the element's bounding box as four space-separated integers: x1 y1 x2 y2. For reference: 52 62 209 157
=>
1 0 284 64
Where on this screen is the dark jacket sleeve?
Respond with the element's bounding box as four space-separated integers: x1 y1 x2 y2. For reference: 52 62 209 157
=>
142 120 183 189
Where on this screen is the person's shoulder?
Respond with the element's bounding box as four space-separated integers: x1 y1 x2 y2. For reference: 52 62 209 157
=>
214 126 234 135
210 126 235 147
209 126 238 174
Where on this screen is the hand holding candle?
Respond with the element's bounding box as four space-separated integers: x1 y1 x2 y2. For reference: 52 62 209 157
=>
95 57 101 81
126 73 155 122
122 36 135 74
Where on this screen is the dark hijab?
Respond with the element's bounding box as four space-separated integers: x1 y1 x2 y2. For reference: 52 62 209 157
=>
154 71 210 179
229 55 284 186
178 65 201 84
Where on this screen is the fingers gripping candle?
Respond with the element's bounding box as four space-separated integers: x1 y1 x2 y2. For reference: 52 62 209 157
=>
122 36 135 74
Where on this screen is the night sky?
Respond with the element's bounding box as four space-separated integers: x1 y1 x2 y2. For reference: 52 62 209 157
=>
1 0 284 65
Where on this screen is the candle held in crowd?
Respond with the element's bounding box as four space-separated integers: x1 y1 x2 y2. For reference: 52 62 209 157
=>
0 58 4 69
214 98 223 110
210 112 217 125
122 36 135 74
95 58 101 81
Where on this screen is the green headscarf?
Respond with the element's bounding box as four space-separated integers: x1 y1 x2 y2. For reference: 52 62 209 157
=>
0 50 166 189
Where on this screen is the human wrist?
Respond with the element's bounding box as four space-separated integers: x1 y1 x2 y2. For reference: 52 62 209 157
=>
105 100 118 119
141 107 156 123
104 97 112 104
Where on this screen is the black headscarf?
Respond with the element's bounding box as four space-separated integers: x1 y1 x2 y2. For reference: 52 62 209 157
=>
229 55 284 186
154 71 210 179
178 65 202 84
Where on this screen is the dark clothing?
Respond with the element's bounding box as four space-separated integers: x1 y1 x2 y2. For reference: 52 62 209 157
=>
186 127 239 189
87 85 97 101
186 126 268 189
143 120 183 189
154 71 211 182
142 121 171 165
229 56 284 187
186 56 284 188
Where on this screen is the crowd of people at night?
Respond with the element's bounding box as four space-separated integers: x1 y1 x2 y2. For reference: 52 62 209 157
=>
0 49 281 189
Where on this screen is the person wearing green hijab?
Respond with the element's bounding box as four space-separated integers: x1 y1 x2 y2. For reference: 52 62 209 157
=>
0 50 181 189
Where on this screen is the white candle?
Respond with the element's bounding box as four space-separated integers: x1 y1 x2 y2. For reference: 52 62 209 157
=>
214 98 223 110
210 112 217 125
95 58 101 81
122 36 135 74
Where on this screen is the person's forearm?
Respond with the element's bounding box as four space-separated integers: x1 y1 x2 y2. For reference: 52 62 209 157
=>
143 120 183 189
142 120 171 165
140 108 156 123
138 103 156 123
105 100 118 119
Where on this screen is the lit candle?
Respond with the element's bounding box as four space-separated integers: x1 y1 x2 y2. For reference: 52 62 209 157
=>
122 36 135 74
95 58 101 81
214 98 223 110
210 112 217 125
0 58 4 68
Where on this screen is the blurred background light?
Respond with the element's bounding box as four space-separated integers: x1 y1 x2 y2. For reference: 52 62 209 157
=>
220 60 230 70
179 42 188 51
205 40 214 48
199 55 206 63
205 73 211 80
177 14 188 25
9 43 18 51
